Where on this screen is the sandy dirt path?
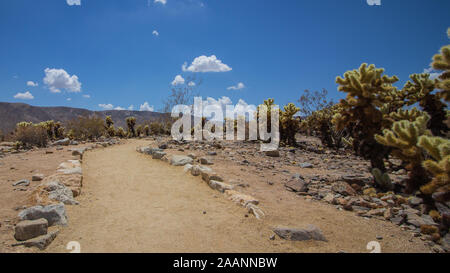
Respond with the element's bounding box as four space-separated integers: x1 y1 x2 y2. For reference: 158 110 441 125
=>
45 140 430 253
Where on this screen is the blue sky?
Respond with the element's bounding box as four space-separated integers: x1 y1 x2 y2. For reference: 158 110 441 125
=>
0 0 449 112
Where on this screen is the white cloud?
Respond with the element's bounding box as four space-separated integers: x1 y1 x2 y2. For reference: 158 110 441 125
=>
195 96 254 121
154 0 167 5
114 106 125 111
152 30 159 36
14 91 34 100
188 81 196 87
182 55 232 72
99 104 114 110
43 68 81 93
128 105 134 110
66 0 81 6
27 81 38 87
227 82 245 90
82 94 90 98
140 102 154 112
171 75 185 86
67 98 72 101
423 67 440 80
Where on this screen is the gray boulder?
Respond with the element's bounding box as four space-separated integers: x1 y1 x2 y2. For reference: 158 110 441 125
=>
14 218 48 241
18 203 67 226
274 225 327 242
44 181 79 205
170 155 193 166
15 230 59 250
152 151 166 159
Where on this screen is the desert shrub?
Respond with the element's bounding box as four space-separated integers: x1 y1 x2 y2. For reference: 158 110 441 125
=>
66 116 106 140
126 117 137 137
298 89 333 119
144 125 150 136
150 122 163 135
13 122 48 148
0 129 4 142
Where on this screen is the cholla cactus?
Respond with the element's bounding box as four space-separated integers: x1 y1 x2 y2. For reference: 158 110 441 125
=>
334 63 399 175
388 107 424 122
136 125 143 137
116 127 126 138
371 168 394 191
431 31 450 102
105 116 114 128
126 117 137 137
375 112 432 193
417 135 450 199
280 103 300 146
401 73 448 136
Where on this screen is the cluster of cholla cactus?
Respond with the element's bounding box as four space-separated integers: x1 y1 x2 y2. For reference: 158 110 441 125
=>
14 121 48 147
375 110 432 193
36 120 64 140
256 99 300 147
330 28 450 202
302 104 345 149
332 63 399 179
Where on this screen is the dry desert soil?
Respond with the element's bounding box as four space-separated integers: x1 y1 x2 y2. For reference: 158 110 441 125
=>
0 139 431 253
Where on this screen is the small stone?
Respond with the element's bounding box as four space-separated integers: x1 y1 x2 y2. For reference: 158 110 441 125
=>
331 182 356 196
53 138 70 146
208 180 234 193
32 174 44 181
376 235 383 240
158 143 168 149
299 162 313 168
273 225 327 242
265 150 280 157
270 234 276 240
207 151 217 156
408 197 423 206
13 179 30 187
200 157 214 165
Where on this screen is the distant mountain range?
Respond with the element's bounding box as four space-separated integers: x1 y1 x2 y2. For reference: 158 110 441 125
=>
0 102 168 134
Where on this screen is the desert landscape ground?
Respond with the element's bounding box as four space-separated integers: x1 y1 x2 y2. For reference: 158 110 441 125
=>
0 135 445 253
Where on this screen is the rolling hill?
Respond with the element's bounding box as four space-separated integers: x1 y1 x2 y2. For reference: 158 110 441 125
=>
0 102 169 134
